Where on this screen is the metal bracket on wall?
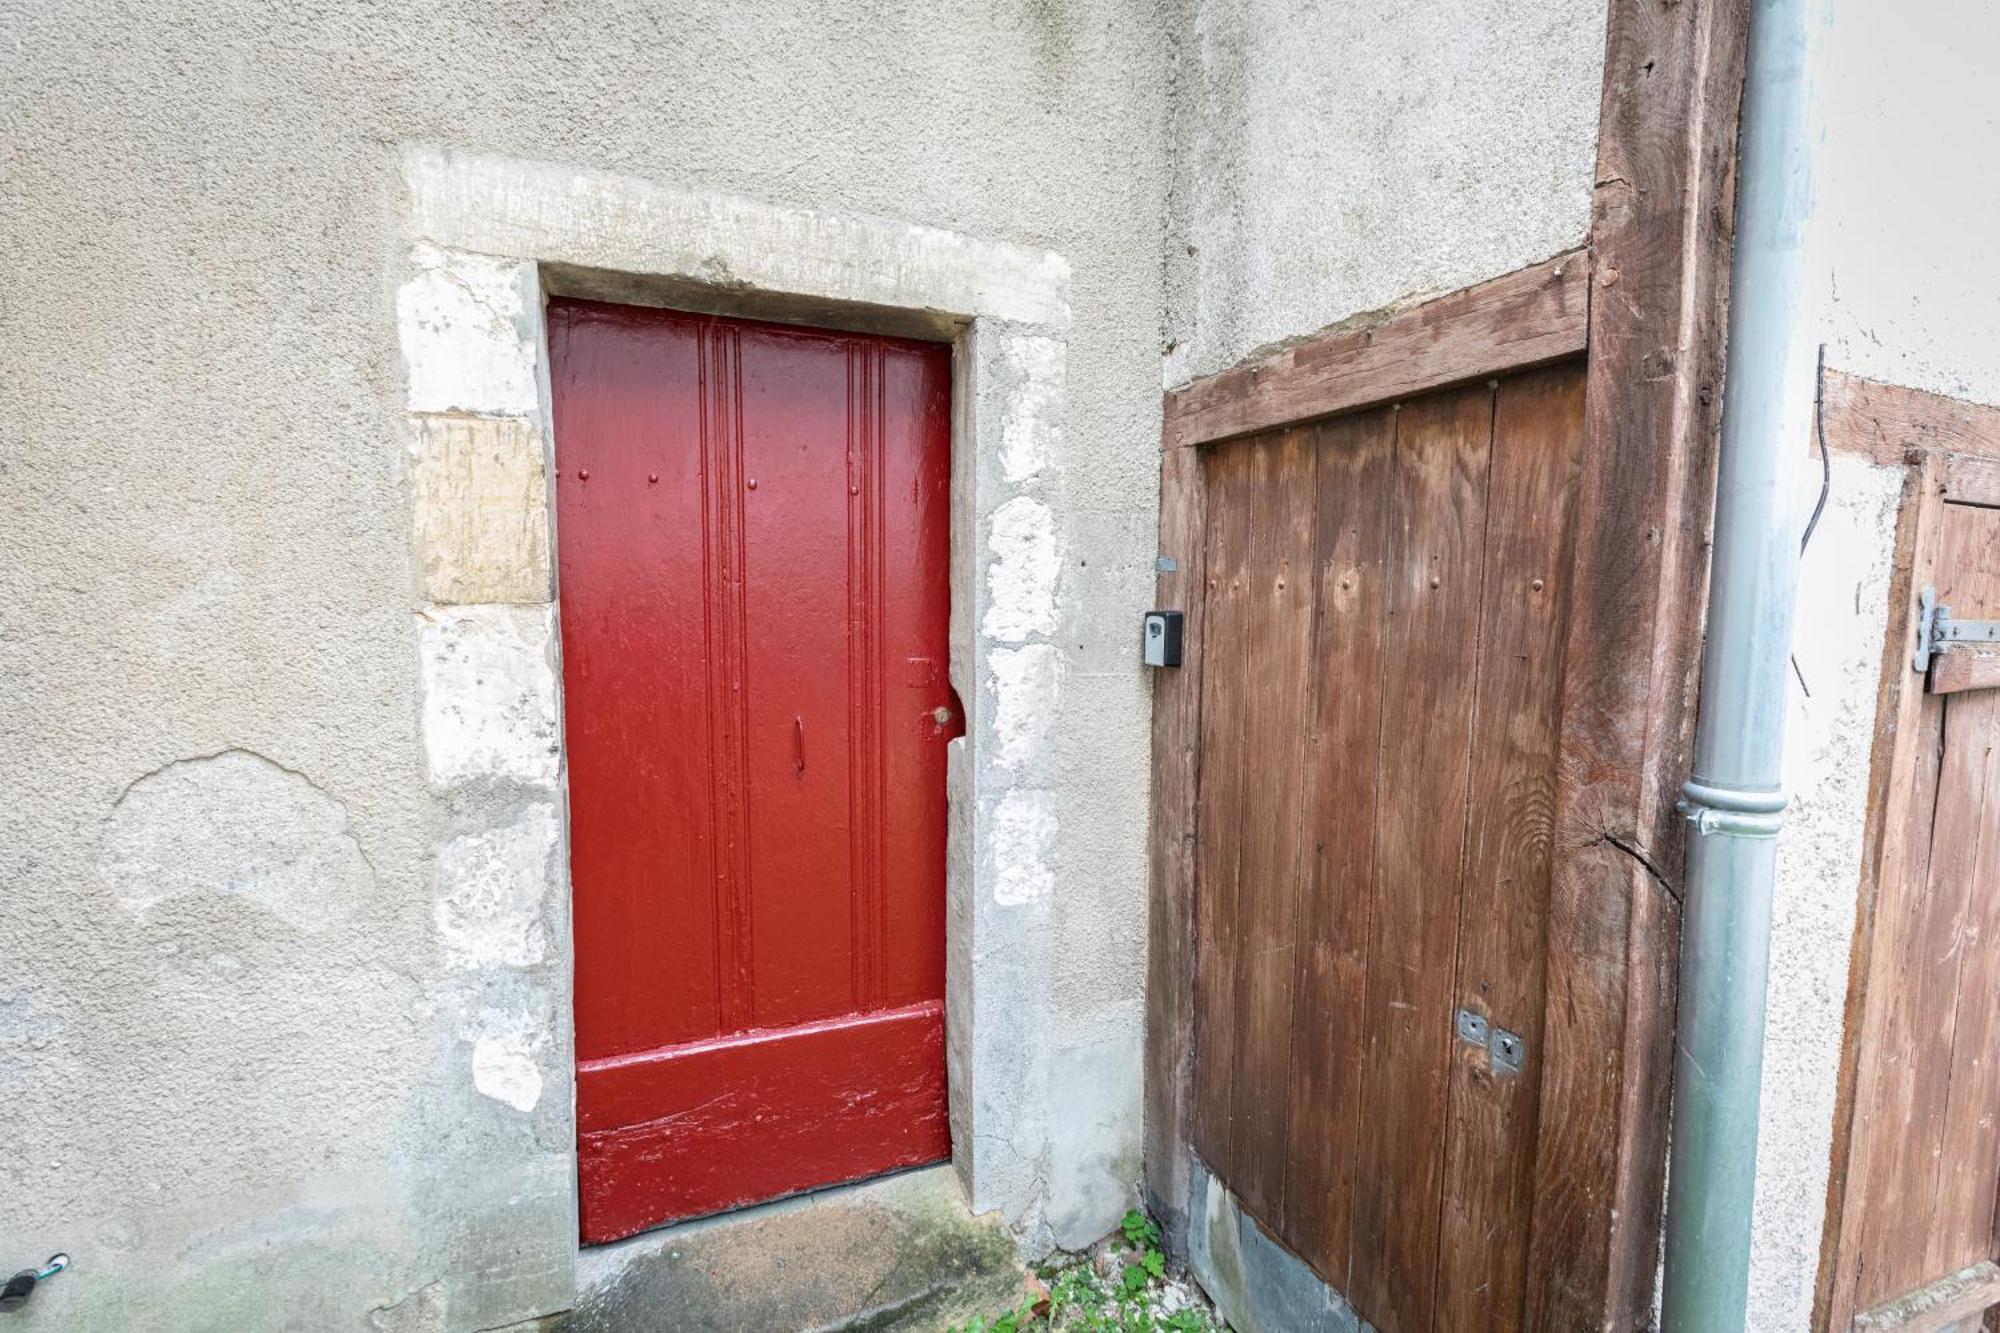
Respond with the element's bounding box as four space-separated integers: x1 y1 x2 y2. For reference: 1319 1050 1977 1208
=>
1455 1007 1527 1077
1914 585 2000 673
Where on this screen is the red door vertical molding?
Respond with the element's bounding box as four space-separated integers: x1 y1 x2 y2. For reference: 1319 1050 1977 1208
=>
550 300 956 1243
848 341 885 1011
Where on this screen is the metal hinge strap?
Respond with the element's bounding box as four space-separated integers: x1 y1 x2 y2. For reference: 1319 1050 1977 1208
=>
1914 586 2000 674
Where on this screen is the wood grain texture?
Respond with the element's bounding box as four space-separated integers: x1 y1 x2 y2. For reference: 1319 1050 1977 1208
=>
1348 384 1493 1332
1281 406 1395 1282
1852 1262 2000 1333
1143 442 1210 1248
1919 503 2000 1286
1526 0 1750 1325
1824 370 2000 468
1182 367 1590 1327
1190 442 1256 1169
1223 430 1320 1229
1929 650 2000 695
1431 365 1587 1332
1162 252 1589 452
1943 454 2000 510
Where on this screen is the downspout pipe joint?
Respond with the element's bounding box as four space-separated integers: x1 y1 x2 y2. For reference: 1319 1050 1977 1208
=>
1678 780 1790 838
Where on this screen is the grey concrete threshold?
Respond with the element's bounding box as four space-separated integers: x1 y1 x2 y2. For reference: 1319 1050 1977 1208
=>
545 1165 1028 1333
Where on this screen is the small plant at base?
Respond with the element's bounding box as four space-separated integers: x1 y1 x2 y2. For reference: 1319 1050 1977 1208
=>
1120 1209 1161 1250
955 1308 1038 1333
949 1207 1222 1333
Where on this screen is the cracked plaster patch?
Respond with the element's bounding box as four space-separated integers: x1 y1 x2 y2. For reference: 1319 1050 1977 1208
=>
96 750 374 931
469 1010 546 1113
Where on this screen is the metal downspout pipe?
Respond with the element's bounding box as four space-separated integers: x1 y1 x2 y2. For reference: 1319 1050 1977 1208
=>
1659 0 1817 1327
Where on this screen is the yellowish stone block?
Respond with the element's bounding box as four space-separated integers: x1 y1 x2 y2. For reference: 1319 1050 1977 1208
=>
412 414 551 604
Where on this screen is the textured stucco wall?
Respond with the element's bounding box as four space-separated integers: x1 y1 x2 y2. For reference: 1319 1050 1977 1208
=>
1747 454 1903 1333
0 5 1169 1329
1161 0 1606 386
1812 0 2000 408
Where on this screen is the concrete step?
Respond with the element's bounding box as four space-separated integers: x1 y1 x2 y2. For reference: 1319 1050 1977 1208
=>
550 1165 1029 1333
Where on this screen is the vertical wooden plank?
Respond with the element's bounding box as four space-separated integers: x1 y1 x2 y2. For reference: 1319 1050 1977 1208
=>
1224 430 1321 1229
1282 405 1397 1283
1818 457 1949 1331
1349 384 1493 1332
1922 503 2000 1286
1846 688 1952 1307
1190 441 1256 1178
1144 439 1210 1246
1432 363 1588 1331
1529 0 1750 1323
1922 685 2000 1279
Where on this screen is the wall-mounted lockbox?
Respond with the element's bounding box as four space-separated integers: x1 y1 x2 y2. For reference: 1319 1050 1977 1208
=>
1143 611 1184 668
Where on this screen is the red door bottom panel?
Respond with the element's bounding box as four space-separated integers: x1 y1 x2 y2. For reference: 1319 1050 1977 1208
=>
578 1001 950 1243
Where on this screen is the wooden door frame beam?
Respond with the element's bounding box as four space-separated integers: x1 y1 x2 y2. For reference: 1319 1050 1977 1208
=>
1143 6 1753 1327
1162 249 1591 452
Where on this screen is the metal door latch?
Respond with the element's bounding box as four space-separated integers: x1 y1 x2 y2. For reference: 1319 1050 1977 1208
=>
1914 586 2000 673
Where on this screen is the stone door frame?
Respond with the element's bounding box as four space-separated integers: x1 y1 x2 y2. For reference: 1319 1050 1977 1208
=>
394 144 1074 1288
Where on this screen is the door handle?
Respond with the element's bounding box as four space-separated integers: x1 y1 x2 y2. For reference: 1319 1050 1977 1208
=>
793 716 806 776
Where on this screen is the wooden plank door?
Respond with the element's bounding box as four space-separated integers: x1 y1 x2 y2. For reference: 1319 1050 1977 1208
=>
1190 362 1587 1331
548 300 956 1244
1823 459 2000 1332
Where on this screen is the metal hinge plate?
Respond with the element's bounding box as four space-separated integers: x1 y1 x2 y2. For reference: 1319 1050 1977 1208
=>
1915 586 2000 674
1455 1006 1527 1078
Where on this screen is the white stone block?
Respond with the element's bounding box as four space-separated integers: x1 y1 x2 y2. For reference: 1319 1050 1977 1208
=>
434 803 557 971
397 244 540 416
989 644 1060 773
990 789 1057 907
419 606 560 787
982 495 1060 643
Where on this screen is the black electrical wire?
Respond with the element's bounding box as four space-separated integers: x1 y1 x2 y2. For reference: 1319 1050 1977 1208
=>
1791 344 1832 697
1803 343 1832 555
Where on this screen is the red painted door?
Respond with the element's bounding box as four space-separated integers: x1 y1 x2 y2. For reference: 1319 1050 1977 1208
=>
548 300 956 1244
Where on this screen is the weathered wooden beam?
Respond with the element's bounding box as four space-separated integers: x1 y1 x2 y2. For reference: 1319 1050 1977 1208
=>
1851 1261 2000 1332
1944 453 2000 508
1161 250 1589 451
1142 442 1209 1252
1927 648 2000 695
1526 0 1751 1327
1823 370 2000 467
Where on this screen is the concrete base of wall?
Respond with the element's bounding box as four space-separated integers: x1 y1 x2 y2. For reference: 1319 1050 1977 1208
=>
547 1166 1028 1332
1187 1158 1372 1333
